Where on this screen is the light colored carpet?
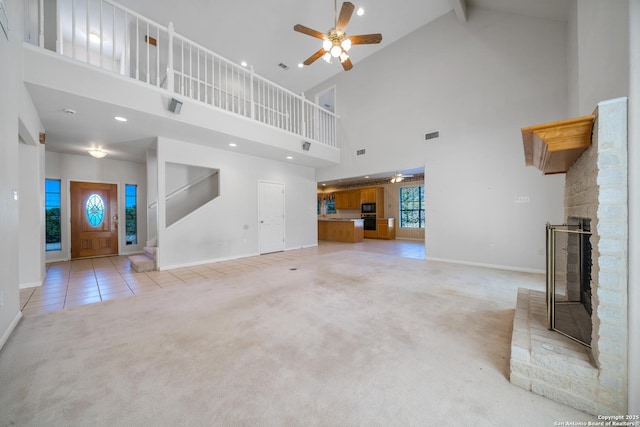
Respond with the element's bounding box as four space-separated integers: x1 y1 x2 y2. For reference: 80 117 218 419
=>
0 251 596 426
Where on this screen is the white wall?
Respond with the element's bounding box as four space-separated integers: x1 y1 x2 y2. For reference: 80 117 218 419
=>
19 142 46 288
570 0 630 117
155 137 317 269
627 0 640 414
45 151 148 261
1 0 33 348
311 9 567 271
146 144 158 246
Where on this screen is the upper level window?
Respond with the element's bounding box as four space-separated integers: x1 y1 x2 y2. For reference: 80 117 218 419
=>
399 186 425 228
45 179 62 251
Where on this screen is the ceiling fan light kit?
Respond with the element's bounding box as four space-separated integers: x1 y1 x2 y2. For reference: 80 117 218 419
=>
294 1 382 71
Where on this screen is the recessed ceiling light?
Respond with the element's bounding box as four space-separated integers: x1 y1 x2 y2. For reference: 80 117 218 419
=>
286 156 293 160
114 116 127 122
241 61 247 67
229 143 237 147
357 7 365 16
298 63 304 68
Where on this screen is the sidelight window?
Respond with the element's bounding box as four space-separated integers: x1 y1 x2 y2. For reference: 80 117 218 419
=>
45 179 62 251
399 186 425 228
125 184 137 245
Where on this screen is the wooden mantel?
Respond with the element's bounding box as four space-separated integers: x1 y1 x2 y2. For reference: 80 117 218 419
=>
521 115 595 174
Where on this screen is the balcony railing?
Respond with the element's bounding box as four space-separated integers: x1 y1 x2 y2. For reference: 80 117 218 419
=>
23 0 338 148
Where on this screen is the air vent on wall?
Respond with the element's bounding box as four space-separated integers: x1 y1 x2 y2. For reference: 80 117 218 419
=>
278 63 289 70
356 149 366 156
425 130 440 140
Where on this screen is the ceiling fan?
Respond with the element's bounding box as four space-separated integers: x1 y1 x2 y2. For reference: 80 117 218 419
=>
294 1 382 71
390 172 413 183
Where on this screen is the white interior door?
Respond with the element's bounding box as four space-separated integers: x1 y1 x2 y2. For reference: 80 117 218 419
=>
258 181 285 254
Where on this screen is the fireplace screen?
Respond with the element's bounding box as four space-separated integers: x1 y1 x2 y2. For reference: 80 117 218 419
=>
546 222 592 347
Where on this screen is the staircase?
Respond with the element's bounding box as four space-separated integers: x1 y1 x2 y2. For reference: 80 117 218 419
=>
128 247 158 273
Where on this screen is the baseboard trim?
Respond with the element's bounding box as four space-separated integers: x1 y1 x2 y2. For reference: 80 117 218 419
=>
0 311 23 351
425 256 544 274
286 244 318 251
19 281 42 289
160 252 261 271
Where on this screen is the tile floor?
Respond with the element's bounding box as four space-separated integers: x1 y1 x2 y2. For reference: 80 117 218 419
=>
20 239 425 316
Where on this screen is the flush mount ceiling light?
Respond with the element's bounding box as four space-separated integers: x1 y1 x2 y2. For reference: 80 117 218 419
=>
294 1 382 71
88 146 108 158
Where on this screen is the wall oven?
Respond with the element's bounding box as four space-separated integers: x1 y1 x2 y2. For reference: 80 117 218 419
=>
362 214 376 231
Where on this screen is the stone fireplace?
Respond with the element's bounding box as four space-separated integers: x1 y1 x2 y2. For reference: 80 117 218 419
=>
510 97 629 415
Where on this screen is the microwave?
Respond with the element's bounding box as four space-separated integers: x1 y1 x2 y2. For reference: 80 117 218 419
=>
361 203 376 213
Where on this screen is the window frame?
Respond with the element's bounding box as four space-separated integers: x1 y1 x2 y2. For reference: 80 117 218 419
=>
45 178 62 251
399 185 425 229
125 184 138 246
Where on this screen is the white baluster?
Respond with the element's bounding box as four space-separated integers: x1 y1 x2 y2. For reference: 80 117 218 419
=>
167 22 174 93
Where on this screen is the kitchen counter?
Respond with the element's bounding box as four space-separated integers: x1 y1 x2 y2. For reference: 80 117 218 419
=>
318 218 364 243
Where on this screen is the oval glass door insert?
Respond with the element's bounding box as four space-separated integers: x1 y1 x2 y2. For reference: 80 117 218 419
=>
86 194 105 227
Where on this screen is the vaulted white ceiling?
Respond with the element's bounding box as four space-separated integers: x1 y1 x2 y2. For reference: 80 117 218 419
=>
27 0 570 171
113 0 569 94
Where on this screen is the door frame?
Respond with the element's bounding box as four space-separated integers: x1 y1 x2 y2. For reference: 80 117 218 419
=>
66 179 122 260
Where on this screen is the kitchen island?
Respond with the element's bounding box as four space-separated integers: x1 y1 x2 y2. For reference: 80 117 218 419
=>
318 218 364 243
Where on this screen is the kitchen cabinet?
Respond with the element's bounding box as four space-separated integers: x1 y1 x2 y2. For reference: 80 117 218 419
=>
334 189 361 210
376 218 395 240
360 187 377 204
318 219 364 243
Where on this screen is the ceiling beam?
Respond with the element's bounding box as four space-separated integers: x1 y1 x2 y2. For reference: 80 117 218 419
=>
450 0 468 22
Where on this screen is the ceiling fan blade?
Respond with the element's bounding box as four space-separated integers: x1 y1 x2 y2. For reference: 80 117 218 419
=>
349 33 383 45
341 57 353 71
336 2 355 33
304 48 326 66
294 24 326 40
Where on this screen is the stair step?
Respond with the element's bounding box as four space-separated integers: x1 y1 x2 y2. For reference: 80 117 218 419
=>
144 246 158 260
129 254 156 273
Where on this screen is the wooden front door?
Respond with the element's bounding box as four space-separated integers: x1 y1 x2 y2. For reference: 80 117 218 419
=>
70 181 119 259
